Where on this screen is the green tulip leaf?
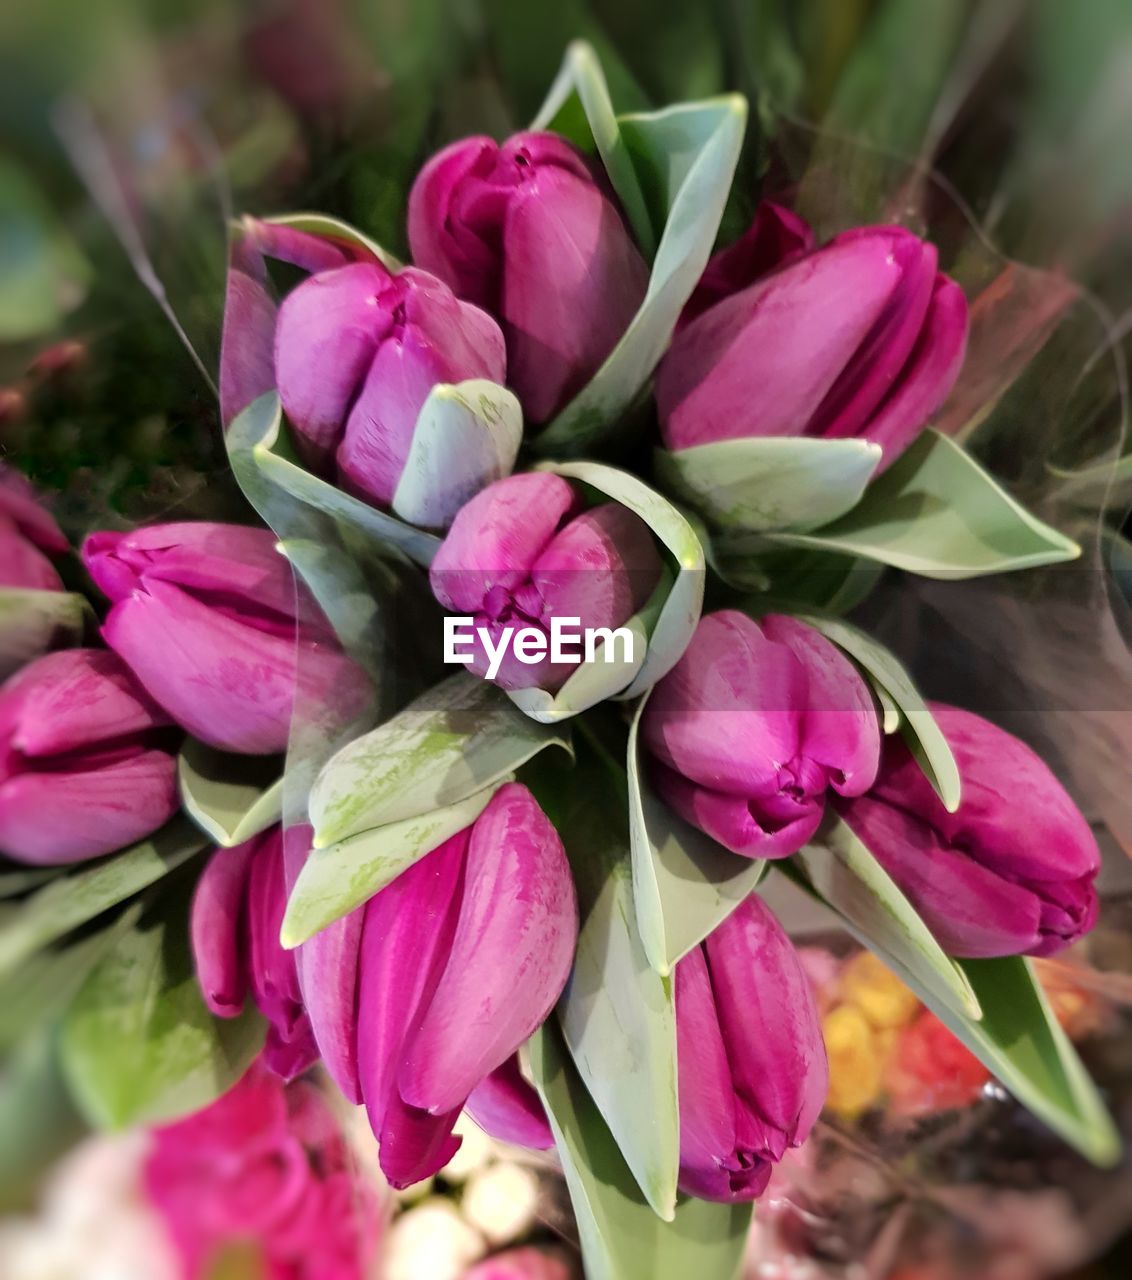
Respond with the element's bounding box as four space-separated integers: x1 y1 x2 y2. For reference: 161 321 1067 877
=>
534 81 746 455
226 393 441 568
309 673 571 847
548 746 680 1221
0 589 91 681
531 40 656 258
529 1020 753 1280
763 431 1080 578
790 611 961 812
627 690 767 975
792 814 981 1020
282 785 500 947
508 461 705 723
0 817 208 981
59 886 265 1130
654 437 883 534
178 740 283 848
0 865 58 898
263 212 402 271
391 380 523 529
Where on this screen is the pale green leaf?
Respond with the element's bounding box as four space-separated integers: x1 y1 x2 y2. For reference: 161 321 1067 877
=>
263 212 401 270
764 431 1080 578
178 740 283 848
627 690 766 975
391 380 523 529
529 1021 752 1280
654 437 882 533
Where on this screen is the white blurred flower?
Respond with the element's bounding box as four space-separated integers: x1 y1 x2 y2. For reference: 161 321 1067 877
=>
383 1198 486 1280
461 1162 540 1246
441 1114 497 1184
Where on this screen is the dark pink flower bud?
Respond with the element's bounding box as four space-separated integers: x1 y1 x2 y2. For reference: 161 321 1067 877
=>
0 464 68 592
408 132 649 423
837 704 1100 958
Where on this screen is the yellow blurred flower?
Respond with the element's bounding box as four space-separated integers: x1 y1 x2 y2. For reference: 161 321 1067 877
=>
822 1004 886 1119
838 951 919 1030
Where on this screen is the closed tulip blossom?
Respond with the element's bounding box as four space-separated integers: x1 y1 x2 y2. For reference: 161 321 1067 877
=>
191 826 318 1080
657 217 969 465
676 894 828 1201
295 783 575 1188
408 132 649 423
429 472 663 691
83 522 359 755
0 464 68 591
642 611 880 859
0 648 179 864
274 262 506 505
837 704 1100 958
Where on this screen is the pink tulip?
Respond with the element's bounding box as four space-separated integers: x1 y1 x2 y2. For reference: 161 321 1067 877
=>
0 648 179 864
675 894 828 1201
83 521 359 755
0 464 67 591
837 704 1100 958
275 263 506 504
429 472 663 691
294 783 574 1188
462 1247 575 1280
657 218 969 465
191 826 318 1080
408 132 649 423
641 611 881 859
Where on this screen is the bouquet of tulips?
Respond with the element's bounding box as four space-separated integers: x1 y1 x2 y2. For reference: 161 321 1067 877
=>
1 37 1124 1280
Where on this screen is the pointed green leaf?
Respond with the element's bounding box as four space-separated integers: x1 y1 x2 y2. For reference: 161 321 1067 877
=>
654 437 882 534
531 40 656 257
551 748 679 1220
264 212 401 271
391 379 523 529
764 431 1080 578
534 94 747 455
178 740 283 847
529 1021 752 1280
793 814 982 1020
0 588 90 680
0 817 207 980
282 786 500 947
627 691 766 975
59 888 265 1129
310 674 571 847
791 611 961 812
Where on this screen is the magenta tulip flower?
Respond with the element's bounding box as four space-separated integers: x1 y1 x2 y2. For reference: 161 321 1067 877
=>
675 893 828 1202
0 464 67 591
408 132 649 424
429 472 663 691
191 826 318 1080
641 611 881 859
837 703 1100 958
657 220 969 465
83 522 359 755
0 648 179 864
274 262 506 505
293 783 575 1188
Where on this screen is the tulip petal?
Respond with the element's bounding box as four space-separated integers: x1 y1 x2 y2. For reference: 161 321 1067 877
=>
399 784 577 1113
101 580 298 754
0 519 63 591
0 465 68 554
0 748 178 864
220 237 278 430
675 945 737 1174
465 1055 554 1149
377 1092 463 1189
191 841 255 1017
295 911 365 1104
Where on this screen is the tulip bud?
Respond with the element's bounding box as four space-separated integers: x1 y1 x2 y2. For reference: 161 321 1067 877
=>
837 703 1100 958
297 783 575 1188
0 464 68 591
191 826 318 1080
641 611 881 859
675 894 828 1201
274 262 506 504
657 221 969 464
0 648 179 864
82 521 358 755
429 472 663 691
408 132 650 424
